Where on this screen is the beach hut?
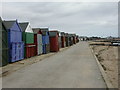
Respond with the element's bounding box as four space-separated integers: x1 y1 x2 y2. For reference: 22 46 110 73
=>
33 28 50 54
49 31 59 52
0 18 9 66
19 22 36 58
32 28 43 55
3 20 24 62
65 33 70 47
61 32 66 48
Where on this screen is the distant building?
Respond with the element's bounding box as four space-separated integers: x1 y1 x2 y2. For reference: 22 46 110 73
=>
79 36 88 41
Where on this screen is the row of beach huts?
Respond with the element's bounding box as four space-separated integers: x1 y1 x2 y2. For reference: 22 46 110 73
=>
0 18 79 67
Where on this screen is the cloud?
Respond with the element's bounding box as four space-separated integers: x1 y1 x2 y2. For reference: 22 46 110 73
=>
2 2 118 37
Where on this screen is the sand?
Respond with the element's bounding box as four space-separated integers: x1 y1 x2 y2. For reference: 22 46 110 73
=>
89 41 118 88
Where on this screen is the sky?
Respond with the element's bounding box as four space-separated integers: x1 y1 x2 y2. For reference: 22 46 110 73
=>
1 2 118 37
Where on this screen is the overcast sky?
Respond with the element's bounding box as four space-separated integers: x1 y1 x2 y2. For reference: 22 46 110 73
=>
2 2 118 37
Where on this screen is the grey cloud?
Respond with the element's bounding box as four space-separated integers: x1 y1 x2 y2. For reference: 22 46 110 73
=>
2 2 118 37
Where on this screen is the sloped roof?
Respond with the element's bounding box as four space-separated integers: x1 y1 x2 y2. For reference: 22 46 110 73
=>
32 28 40 33
33 28 49 35
49 31 59 36
0 17 2 23
39 28 49 32
0 17 2 30
3 21 16 29
0 17 6 30
61 32 65 36
49 30 58 32
19 22 29 32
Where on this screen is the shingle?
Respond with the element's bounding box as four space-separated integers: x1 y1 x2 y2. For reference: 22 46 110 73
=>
19 22 29 32
32 28 40 33
39 28 49 32
0 17 2 23
33 28 49 35
0 17 6 31
49 31 58 37
0 17 2 30
3 21 16 30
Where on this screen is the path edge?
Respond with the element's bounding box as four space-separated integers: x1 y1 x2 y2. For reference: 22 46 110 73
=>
89 45 114 89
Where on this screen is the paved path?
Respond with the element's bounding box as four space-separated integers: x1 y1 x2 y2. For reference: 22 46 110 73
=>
3 42 106 88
